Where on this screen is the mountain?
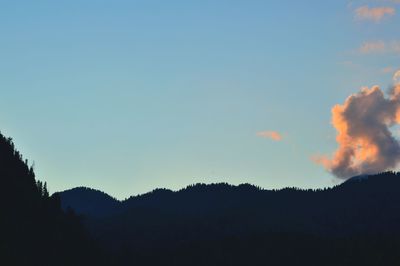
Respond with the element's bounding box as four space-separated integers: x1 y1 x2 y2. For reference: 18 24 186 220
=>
59 173 400 236
344 174 369 183
59 187 120 218
57 172 400 265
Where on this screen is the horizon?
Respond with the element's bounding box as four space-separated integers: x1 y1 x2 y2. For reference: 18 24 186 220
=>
57 177 342 201
2 1 400 199
51 169 400 200
3 129 347 200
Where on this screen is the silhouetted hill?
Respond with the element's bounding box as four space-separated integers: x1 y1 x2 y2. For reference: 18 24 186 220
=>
344 174 369 183
60 174 400 235
0 133 109 266
58 172 400 265
59 187 120 218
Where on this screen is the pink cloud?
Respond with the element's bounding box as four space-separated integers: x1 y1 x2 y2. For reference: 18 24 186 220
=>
382 66 394 73
314 85 400 179
256 131 283 141
355 6 395 22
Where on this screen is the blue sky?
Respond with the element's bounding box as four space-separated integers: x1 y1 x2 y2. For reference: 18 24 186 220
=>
1 1 399 199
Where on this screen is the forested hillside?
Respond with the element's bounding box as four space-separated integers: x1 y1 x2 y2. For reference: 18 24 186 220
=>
60 173 400 266
0 133 108 266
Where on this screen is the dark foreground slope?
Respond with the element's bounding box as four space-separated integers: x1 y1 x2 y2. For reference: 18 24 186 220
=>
59 172 400 266
0 133 108 266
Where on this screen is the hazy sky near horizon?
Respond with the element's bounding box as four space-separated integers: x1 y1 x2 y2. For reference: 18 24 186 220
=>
1 0 399 199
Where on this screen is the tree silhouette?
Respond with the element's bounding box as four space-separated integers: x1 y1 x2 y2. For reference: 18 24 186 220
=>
0 132 108 266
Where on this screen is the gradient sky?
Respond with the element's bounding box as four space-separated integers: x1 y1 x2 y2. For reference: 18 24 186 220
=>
1 0 399 199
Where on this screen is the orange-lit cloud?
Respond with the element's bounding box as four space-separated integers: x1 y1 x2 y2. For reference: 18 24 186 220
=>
394 69 400 83
382 66 395 73
355 6 395 22
257 131 283 141
315 85 400 179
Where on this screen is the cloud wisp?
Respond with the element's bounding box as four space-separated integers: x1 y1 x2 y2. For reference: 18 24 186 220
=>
355 6 395 22
394 69 400 83
358 40 400 54
359 41 386 54
257 131 283 141
382 66 395 73
314 80 400 179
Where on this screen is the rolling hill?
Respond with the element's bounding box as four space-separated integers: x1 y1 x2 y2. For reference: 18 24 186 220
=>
57 172 400 265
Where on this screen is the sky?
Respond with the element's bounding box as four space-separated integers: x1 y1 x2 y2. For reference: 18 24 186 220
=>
1 0 399 199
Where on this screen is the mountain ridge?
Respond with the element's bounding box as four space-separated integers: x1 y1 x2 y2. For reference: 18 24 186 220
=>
55 171 400 265
58 172 395 214
58 171 400 234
